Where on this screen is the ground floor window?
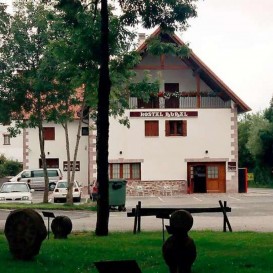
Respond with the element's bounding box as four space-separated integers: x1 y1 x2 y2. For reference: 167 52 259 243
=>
39 158 59 168
109 163 141 179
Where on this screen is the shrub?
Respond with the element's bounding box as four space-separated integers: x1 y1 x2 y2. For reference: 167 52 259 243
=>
0 154 22 178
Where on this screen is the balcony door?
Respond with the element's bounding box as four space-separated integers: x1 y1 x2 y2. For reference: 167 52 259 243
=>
165 83 179 108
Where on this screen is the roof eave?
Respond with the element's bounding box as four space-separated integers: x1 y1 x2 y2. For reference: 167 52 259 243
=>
136 28 251 113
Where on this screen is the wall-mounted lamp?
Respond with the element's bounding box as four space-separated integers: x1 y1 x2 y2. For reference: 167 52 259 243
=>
47 152 50 155
205 150 208 154
119 151 122 155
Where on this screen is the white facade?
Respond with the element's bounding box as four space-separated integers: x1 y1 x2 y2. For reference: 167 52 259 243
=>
25 121 89 185
109 108 234 180
105 29 250 194
13 29 250 194
0 124 23 162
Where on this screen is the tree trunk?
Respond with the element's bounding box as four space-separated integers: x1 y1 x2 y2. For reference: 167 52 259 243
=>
95 0 111 236
38 123 49 203
71 97 86 184
64 121 73 204
64 96 86 204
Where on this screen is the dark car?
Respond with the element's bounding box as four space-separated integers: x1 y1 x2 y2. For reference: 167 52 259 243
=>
90 180 98 201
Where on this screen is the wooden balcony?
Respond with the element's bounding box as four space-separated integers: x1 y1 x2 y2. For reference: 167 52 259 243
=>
129 96 231 109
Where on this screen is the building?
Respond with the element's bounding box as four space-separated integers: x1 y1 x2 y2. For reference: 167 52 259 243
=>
2 28 251 195
104 28 250 195
0 123 23 162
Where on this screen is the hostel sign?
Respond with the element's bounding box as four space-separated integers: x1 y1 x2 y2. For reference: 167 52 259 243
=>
130 111 198 118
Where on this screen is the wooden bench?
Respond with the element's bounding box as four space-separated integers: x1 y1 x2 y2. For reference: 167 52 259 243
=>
127 200 232 239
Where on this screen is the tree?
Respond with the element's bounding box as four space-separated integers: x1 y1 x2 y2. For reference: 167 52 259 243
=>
242 112 273 184
57 0 197 236
0 0 60 203
238 114 255 169
98 0 197 236
95 0 197 236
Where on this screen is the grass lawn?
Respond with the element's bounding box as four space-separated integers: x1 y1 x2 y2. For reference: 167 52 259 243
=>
0 202 97 211
0 231 273 273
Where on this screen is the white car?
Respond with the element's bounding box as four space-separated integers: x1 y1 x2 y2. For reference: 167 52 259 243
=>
52 180 82 203
0 182 34 204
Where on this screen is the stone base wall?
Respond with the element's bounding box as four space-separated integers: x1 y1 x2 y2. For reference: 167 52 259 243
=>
126 180 188 196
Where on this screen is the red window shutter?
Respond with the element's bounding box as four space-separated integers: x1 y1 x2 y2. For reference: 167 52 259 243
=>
145 121 149 136
182 120 187 136
165 120 170 136
43 127 55 140
152 120 158 136
145 121 159 136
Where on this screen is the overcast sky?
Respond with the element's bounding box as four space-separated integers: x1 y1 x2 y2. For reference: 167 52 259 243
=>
1 0 272 113
181 0 273 113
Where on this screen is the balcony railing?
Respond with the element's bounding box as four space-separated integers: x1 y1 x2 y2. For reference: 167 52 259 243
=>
129 96 231 109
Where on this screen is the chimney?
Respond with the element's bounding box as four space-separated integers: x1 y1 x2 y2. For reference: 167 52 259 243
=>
138 33 146 46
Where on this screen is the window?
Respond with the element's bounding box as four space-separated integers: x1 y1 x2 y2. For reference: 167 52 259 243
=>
145 121 159 136
165 83 179 108
208 166 219 179
82 127 89 136
165 120 187 136
43 127 55 140
39 158 59 168
112 164 120 179
109 163 141 179
3 134 10 145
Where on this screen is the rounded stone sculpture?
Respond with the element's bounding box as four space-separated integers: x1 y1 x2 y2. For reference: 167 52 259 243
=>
162 210 197 273
51 216 72 239
4 208 47 260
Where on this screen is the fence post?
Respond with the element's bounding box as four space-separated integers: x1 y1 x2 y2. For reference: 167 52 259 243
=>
219 200 232 232
137 201 141 233
133 205 138 234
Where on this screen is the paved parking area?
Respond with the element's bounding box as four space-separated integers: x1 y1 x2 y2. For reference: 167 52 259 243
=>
1 188 273 232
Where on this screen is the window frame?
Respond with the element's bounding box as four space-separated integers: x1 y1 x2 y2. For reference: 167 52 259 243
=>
81 127 89 136
3 134 10 145
165 120 187 136
109 163 141 180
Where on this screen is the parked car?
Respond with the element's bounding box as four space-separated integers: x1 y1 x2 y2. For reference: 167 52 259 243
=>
90 180 98 201
9 168 62 191
52 180 82 203
0 182 34 204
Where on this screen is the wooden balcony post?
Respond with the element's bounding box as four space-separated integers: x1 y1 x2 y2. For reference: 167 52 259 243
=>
196 75 201 108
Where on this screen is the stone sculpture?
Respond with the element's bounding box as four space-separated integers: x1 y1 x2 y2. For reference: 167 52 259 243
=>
4 208 47 260
51 215 72 239
162 210 197 273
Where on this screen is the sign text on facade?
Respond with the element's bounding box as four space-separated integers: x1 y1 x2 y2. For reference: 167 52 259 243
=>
130 111 198 118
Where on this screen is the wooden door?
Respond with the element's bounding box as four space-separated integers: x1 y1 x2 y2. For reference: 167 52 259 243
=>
187 162 226 193
206 163 226 193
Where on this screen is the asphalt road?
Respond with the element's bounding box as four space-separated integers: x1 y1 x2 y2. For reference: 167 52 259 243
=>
1 188 273 232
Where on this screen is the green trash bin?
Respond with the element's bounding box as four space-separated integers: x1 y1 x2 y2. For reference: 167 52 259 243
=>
109 179 127 211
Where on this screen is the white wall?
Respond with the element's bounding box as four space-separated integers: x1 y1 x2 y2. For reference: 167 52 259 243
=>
0 124 23 162
109 108 234 181
26 121 89 186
